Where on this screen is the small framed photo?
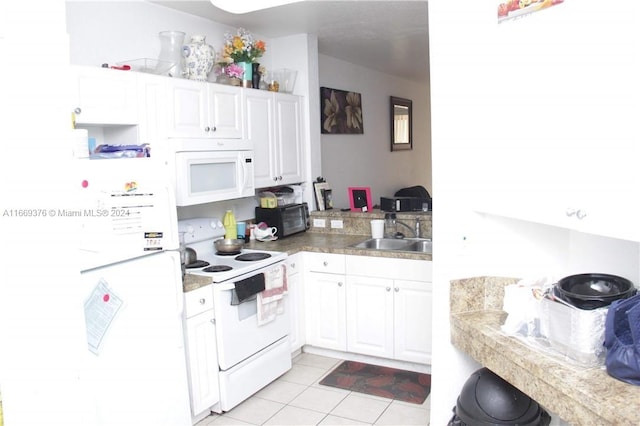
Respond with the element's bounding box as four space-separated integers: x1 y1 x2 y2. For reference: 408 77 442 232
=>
322 189 333 210
314 182 331 211
348 187 372 212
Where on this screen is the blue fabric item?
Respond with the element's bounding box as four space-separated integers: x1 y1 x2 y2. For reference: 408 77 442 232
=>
603 293 640 386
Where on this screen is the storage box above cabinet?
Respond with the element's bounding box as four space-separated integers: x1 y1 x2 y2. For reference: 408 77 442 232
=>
72 65 139 125
165 79 245 144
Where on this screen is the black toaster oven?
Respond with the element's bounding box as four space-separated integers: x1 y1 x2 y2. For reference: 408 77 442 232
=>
255 202 310 238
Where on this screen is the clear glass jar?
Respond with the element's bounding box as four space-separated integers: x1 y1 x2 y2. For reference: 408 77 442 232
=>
384 213 396 238
158 30 185 77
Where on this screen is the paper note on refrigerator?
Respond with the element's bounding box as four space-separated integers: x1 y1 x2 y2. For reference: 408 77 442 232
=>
84 278 124 355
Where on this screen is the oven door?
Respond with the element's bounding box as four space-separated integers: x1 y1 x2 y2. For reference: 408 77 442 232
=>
279 203 309 237
174 150 254 206
212 263 290 370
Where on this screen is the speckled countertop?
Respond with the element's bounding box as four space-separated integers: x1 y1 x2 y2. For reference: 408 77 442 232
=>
183 210 432 293
183 232 432 292
450 277 640 425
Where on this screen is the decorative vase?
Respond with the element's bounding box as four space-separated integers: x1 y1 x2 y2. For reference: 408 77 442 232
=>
182 35 215 81
251 62 261 89
157 30 185 77
238 61 252 88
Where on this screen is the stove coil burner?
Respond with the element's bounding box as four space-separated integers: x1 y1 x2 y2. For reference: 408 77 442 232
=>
185 260 210 269
235 252 272 262
202 265 233 273
216 251 241 256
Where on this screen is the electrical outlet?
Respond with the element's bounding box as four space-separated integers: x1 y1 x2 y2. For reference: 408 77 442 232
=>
330 219 343 229
313 218 326 228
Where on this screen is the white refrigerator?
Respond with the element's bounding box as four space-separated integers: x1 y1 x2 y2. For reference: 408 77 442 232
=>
78 159 191 426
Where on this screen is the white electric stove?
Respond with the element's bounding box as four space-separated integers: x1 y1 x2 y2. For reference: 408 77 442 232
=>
178 217 291 414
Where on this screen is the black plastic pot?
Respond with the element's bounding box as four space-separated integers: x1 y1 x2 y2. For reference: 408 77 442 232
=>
448 368 550 426
555 273 636 310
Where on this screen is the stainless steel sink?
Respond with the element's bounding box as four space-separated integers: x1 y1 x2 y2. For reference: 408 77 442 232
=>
351 238 432 254
407 239 433 253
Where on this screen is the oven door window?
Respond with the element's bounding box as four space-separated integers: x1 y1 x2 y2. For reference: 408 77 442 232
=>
281 207 305 233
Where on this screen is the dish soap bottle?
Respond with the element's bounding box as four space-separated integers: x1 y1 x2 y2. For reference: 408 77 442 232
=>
223 210 237 239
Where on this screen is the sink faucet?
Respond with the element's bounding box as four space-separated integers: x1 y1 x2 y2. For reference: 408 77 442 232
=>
395 218 421 238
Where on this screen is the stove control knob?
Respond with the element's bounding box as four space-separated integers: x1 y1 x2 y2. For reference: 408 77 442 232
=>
215 220 223 229
186 225 194 234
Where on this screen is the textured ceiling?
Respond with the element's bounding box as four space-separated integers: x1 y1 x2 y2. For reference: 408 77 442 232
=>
148 1 430 82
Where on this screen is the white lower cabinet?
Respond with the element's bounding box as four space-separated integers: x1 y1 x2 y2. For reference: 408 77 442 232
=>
183 285 220 420
286 253 305 353
345 257 432 364
304 253 347 351
303 252 433 364
346 275 394 358
393 279 433 363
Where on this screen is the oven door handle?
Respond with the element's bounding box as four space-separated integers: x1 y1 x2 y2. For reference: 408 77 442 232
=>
215 282 236 291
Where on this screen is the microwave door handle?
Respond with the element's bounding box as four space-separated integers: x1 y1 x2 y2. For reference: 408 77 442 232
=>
240 158 248 190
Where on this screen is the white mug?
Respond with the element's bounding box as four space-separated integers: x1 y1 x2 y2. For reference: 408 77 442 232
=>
254 226 277 240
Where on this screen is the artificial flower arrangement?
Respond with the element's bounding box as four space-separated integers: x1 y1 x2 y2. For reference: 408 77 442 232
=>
222 27 266 63
224 63 244 79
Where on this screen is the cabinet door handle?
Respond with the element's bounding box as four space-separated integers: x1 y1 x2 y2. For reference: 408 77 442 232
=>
199 298 206 305
565 208 576 217
576 209 587 220
204 126 210 132
338 282 343 287
210 318 215 324
273 176 278 181
74 107 82 115
394 287 399 292
323 261 328 267
386 287 391 292
212 126 217 132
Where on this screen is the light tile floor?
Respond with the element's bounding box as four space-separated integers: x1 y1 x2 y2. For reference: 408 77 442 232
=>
196 353 431 426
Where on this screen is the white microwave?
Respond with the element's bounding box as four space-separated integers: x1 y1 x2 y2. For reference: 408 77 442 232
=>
174 150 255 206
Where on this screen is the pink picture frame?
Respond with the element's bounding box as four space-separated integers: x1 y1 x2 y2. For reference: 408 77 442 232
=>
348 187 372 212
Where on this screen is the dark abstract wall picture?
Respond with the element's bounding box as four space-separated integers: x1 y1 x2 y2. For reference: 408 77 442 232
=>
320 87 363 134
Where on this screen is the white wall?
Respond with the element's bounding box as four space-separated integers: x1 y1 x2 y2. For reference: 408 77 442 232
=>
1 1 90 423
66 1 271 74
428 0 640 423
318 54 431 210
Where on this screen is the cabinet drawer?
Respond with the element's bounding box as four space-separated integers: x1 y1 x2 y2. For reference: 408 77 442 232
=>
184 285 213 318
286 253 302 276
346 255 432 281
304 252 345 274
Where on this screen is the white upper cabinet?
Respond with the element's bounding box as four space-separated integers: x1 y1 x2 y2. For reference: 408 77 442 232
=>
72 65 138 125
166 78 243 141
274 93 304 185
472 11 638 242
244 90 275 187
246 90 304 188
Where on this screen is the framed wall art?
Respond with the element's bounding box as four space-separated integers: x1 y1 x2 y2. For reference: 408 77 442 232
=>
390 96 412 151
348 187 372 212
320 87 363 134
